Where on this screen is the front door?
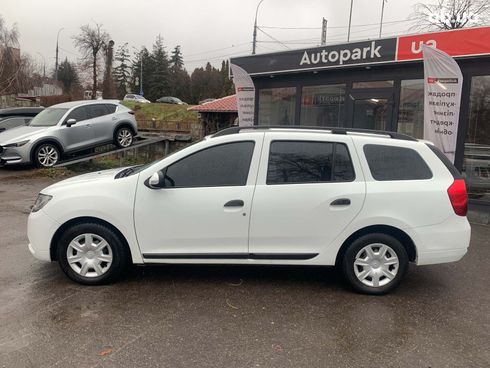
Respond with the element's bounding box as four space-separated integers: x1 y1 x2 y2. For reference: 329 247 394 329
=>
59 106 94 152
347 90 394 131
134 137 263 259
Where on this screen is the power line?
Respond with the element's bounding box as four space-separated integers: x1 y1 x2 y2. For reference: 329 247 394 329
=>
257 27 291 50
184 42 251 58
259 18 413 31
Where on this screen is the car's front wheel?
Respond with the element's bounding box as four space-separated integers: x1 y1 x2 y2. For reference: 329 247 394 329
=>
115 127 134 148
57 222 130 285
34 143 60 168
341 233 408 295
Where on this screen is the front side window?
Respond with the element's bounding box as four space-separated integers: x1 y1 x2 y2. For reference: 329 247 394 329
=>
29 108 68 127
65 106 89 123
267 141 355 184
163 141 255 188
363 144 432 181
258 87 296 125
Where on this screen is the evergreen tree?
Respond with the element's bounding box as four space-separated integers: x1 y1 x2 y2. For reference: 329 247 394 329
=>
113 43 131 98
130 47 151 96
57 58 81 96
170 45 184 71
146 35 170 101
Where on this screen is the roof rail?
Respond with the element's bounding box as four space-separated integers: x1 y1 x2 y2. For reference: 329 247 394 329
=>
211 125 417 141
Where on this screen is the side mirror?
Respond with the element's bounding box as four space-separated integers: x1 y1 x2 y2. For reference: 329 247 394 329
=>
145 171 165 189
66 118 77 127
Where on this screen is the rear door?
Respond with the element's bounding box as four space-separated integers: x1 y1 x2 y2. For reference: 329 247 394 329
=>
248 133 366 261
87 104 116 143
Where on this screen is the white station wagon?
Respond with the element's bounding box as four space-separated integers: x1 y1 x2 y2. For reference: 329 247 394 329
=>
27 126 471 294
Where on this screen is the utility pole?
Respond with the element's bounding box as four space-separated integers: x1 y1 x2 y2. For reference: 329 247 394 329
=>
252 0 265 55
139 54 143 96
55 28 64 80
379 0 387 38
321 18 327 45
347 0 354 42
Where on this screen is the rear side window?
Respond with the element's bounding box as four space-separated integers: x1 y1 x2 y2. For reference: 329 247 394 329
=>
267 141 355 184
363 144 432 181
87 104 109 118
163 141 255 188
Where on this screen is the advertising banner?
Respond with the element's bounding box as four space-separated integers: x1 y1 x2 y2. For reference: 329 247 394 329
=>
423 44 463 163
230 63 255 127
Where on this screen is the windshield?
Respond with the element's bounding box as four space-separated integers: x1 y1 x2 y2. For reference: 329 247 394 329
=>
29 108 68 127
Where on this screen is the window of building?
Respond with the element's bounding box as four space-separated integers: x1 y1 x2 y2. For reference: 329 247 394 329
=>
463 75 490 202
258 87 296 125
267 141 355 184
363 144 432 181
300 84 345 127
163 142 255 188
352 80 394 89
397 79 424 139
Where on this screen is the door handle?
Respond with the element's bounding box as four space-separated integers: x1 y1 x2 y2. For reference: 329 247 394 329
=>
330 198 351 206
224 200 244 207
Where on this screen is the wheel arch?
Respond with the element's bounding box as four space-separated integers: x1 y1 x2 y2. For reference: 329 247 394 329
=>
50 216 133 262
114 122 137 139
30 139 64 163
335 225 417 266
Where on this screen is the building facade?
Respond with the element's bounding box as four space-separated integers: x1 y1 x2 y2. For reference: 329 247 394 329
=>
231 26 490 208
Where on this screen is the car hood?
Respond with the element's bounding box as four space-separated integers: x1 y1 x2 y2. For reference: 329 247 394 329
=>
0 126 48 144
44 168 127 193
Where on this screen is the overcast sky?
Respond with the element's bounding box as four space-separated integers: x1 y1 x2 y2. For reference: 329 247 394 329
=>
2 0 424 73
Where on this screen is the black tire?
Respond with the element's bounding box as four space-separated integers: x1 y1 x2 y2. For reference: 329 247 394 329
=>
341 233 409 295
57 222 130 285
33 143 60 168
114 126 134 148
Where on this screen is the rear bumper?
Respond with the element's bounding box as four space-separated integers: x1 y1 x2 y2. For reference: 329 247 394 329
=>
412 215 471 266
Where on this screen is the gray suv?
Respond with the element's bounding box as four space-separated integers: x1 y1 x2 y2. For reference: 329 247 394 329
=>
0 100 138 167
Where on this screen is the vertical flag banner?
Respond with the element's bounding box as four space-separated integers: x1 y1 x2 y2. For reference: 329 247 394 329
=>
230 63 255 127
422 44 463 163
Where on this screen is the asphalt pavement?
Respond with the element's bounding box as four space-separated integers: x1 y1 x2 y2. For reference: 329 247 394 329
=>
0 176 489 368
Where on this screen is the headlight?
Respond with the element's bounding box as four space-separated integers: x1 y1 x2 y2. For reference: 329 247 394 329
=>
4 140 29 148
31 194 53 213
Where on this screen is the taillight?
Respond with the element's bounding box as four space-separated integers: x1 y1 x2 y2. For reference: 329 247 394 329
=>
447 179 468 216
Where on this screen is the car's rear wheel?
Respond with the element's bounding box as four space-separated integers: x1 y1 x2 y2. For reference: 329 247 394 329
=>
34 143 60 168
57 222 130 285
115 127 133 148
341 233 408 295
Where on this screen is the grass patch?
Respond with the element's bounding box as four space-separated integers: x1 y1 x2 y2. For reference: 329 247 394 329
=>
122 101 198 124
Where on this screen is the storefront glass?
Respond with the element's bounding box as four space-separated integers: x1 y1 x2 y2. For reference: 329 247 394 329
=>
397 79 424 139
300 84 346 126
258 87 296 125
352 80 394 89
463 75 490 202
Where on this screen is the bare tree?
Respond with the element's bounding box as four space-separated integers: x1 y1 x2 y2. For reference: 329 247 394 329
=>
73 23 109 99
0 15 21 94
410 0 490 31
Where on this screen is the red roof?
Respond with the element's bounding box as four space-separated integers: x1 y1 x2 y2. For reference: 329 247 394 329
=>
188 95 237 113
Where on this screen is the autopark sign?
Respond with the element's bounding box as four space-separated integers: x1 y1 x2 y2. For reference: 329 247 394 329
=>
230 26 490 76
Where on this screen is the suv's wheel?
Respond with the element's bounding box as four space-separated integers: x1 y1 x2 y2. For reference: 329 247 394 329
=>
341 233 408 295
115 127 134 148
57 222 130 285
34 143 60 168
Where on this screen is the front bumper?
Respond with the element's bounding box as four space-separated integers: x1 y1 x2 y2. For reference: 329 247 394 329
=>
0 145 31 165
27 208 60 262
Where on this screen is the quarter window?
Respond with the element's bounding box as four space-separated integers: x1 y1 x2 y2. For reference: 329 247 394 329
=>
163 141 255 188
363 144 432 181
267 141 355 184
